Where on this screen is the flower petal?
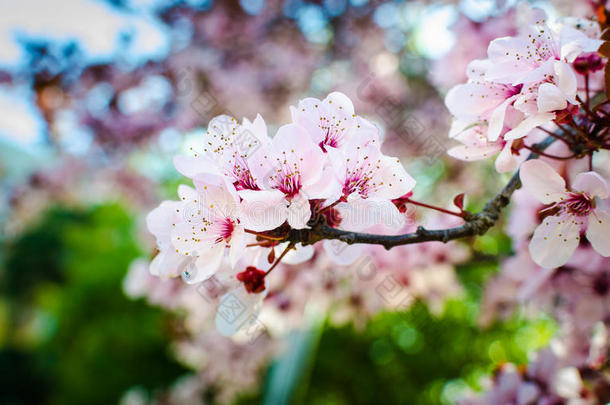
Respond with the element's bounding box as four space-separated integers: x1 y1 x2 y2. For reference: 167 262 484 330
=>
286 193 312 229
504 113 554 140
238 189 287 231
537 83 568 113
529 214 580 269
368 155 416 200
150 249 189 279
282 243 315 265
586 209 610 257
572 171 610 199
519 160 567 204
554 61 577 104
448 144 500 162
339 199 404 232
560 26 604 62
215 287 265 336
146 200 182 243
173 155 219 178
229 226 246 268
494 140 521 173
323 240 364 266
488 97 515 141
181 243 225 284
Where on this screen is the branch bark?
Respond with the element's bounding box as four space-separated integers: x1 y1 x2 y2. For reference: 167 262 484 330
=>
287 137 556 250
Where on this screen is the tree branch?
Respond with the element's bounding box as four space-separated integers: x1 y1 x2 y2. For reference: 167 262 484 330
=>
287 137 556 250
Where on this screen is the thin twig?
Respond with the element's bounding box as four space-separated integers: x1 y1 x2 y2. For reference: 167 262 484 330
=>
521 144 577 160
404 198 466 218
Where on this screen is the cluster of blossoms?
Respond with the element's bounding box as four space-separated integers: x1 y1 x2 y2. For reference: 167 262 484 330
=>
445 8 610 269
147 92 418 332
471 199 610 404
445 8 604 173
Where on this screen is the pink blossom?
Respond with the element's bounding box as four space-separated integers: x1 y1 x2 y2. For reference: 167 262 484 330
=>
168 174 246 283
173 114 271 191
445 9 603 171
146 197 190 279
290 91 358 152
520 159 610 268
239 123 336 230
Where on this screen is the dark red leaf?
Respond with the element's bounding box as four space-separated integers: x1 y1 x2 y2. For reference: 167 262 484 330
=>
453 193 465 211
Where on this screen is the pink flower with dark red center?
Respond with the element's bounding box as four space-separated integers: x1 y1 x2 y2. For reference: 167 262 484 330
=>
169 174 246 283
173 115 270 191
328 126 415 204
239 123 339 231
520 160 610 269
321 126 416 265
290 92 357 152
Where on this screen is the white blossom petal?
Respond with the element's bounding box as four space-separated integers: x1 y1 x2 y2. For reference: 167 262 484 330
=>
504 113 555 140
537 83 568 113
529 214 580 269
519 160 567 204
572 171 610 199
587 210 610 257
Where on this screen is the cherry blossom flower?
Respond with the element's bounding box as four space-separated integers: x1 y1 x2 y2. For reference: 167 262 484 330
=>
239 123 336 231
173 114 271 190
169 174 246 283
290 91 357 152
446 115 533 173
520 159 610 269
459 348 591 405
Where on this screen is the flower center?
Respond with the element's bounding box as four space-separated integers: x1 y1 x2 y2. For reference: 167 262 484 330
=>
277 172 302 199
318 117 345 151
561 192 594 217
216 218 235 243
343 167 372 198
229 155 259 191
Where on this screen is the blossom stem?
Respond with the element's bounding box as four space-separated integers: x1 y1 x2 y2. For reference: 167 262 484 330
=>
319 199 342 214
536 127 574 146
521 144 577 160
585 74 590 109
576 95 597 122
244 229 285 241
246 242 275 248
265 243 294 276
404 198 466 218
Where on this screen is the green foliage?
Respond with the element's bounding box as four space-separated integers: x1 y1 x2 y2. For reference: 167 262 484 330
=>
0 204 186 405
295 300 553 405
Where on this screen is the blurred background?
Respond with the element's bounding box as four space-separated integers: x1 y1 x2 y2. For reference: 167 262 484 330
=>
0 0 574 404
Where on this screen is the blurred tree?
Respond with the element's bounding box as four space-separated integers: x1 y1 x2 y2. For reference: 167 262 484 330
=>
296 300 553 405
1 204 186 405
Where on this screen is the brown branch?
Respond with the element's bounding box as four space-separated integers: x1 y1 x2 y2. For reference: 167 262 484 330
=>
286 136 556 250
